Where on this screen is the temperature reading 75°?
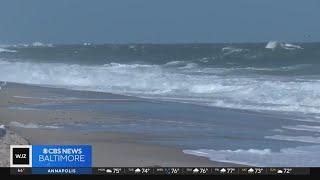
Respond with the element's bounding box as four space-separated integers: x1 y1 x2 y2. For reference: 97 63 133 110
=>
255 168 263 174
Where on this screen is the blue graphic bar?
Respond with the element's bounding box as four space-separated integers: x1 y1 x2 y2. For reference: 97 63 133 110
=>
32 168 92 175
31 145 92 174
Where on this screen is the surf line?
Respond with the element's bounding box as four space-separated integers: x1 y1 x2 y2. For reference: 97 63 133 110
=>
13 96 137 101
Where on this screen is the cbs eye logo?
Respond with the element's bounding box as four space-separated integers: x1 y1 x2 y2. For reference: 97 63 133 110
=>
10 145 32 167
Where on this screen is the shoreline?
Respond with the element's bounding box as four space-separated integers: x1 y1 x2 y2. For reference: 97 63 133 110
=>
0 82 241 167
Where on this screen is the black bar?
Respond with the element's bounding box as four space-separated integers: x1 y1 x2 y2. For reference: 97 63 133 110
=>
10 167 32 175
311 168 320 175
0 167 318 176
91 167 313 175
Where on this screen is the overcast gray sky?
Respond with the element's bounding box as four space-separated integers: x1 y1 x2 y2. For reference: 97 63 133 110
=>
0 0 319 44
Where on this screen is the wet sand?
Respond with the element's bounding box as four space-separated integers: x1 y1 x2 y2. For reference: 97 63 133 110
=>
0 82 239 167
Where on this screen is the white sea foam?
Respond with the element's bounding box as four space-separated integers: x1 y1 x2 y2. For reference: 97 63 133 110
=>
19 44 29 47
265 41 279 49
184 145 320 166
2 43 53 48
164 61 187 66
0 48 17 53
199 57 210 63
265 135 320 144
238 64 311 72
10 121 61 129
0 60 319 117
265 41 303 50
83 42 92 46
0 125 5 130
282 125 320 133
10 122 39 128
222 46 248 55
282 43 303 50
13 96 53 100
272 129 285 133
178 63 198 69
12 95 133 102
8 107 40 111
32 42 53 47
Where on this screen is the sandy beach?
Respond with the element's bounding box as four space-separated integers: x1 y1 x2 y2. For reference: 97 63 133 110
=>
0 82 238 167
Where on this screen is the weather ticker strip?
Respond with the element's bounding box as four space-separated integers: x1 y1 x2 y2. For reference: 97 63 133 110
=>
5 145 318 176
2 167 315 175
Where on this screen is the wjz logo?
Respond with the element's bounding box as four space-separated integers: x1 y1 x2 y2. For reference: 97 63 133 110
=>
15 153 27 159
10 145 32 167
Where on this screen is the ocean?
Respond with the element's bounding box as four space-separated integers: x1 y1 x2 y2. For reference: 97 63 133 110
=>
1 42 320 166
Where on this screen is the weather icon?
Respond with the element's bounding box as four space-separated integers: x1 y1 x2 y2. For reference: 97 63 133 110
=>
248 168 254 173
193 168 199 173
220 168 226 173
277 169 283 174
135 168 141 173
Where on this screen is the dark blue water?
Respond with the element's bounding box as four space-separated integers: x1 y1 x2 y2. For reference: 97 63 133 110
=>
2 42 320 166
1 42 320 119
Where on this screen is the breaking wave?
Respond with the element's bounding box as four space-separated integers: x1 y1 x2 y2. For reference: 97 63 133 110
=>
0 59 320 118
9 121 61 129
0 48 17 53
183 145 320 166
265 41 303 50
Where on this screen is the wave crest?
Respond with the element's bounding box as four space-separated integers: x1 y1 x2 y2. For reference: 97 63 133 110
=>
0 48 17 53
0 60 319 117
265 41 303 50
184 145 320 166
221 46 249 55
